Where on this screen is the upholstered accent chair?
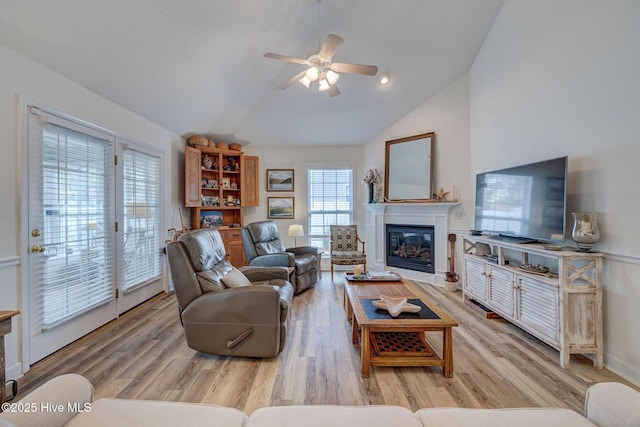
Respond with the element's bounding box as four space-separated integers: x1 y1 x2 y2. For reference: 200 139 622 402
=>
330 224 366 280
241 220 318 294
167 228 294 358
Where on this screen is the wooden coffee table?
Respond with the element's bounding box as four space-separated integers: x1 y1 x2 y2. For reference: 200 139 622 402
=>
343 274 458 378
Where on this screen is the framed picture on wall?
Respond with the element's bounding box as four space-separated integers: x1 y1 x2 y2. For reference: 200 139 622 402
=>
267 197 294 219
267 169 294 192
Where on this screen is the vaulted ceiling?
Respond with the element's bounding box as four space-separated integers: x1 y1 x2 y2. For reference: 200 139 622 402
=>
0 0 504 147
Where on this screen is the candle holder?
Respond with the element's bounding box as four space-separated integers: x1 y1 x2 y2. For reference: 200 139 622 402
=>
571 212 600 252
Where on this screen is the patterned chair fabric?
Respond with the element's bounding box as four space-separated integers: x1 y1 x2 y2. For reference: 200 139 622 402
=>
330 225 366 280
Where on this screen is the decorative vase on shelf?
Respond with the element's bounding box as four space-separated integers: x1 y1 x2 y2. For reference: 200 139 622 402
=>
571 212 600 252
202 154 213 169
368 183 375 203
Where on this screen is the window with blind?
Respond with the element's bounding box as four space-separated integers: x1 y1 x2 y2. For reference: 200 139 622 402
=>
307 165 353 251
35 119 116 329
27 105 164 335
121 148 163 292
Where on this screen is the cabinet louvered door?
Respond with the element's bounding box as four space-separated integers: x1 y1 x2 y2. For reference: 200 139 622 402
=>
487 266 514 317
463 257 487 301
184 146 202 207
517 275 560 342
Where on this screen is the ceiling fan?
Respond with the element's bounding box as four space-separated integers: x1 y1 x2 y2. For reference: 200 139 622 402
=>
264 33 378 97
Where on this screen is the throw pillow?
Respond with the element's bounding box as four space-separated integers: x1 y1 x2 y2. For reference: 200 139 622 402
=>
221 267 253 288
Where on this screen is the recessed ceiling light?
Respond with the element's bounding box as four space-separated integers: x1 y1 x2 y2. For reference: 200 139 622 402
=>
379 73 391 85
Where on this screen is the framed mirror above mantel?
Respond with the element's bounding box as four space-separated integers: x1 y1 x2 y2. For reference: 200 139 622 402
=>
384 132 434 202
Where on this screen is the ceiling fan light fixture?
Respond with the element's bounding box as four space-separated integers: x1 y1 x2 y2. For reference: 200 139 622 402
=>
318 78 330 92
305 67 319 81
326 70 340 85
379 72 391 85
299 75 312 88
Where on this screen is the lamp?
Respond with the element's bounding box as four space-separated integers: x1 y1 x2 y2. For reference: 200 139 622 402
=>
326 70 339 85
288 224 304 247
299 75 312 88
305 67 319 81
318 78 330 92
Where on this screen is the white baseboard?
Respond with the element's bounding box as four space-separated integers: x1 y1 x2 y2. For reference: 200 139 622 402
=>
5 362 23 383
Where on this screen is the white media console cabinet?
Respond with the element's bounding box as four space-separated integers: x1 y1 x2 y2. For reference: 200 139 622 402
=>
462 235 603 369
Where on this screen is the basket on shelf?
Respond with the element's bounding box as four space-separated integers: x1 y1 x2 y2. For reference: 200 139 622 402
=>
229 142 242 151
216 141 229 150
188 135 209 147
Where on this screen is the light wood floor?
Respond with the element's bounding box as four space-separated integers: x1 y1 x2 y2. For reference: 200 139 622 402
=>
16 274 634 415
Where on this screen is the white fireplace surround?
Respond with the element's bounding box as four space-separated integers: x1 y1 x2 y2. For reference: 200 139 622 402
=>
366 202 458 286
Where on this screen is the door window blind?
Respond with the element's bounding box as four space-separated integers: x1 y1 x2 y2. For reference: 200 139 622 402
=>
121 148 163 292
307 166 353 250
30 112 116 330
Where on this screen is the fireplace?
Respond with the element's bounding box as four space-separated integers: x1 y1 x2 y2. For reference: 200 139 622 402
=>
386 224 435 273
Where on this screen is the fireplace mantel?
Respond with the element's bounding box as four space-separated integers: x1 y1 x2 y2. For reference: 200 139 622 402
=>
366 202 458 286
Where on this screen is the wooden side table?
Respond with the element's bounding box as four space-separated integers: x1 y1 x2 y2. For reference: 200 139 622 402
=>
0 310 20 405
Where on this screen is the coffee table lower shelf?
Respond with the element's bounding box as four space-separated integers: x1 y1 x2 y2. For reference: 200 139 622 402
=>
367 331 446 371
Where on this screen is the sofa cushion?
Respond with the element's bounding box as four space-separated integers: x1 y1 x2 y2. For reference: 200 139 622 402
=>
221 267 253 288
66 398 247 427
585 382 640 427
247 405 421 427
0 373 93 427
414 408 596 427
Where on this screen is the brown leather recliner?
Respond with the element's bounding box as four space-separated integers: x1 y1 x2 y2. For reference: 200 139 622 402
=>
167 228 294 358
241 220 318 294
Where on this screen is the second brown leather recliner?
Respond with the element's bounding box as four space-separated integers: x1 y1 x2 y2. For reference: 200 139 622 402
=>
241 220 319 294
167 228 294 358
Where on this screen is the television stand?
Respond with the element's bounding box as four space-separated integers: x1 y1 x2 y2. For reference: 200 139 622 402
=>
462 235 603 369
488 233 537 244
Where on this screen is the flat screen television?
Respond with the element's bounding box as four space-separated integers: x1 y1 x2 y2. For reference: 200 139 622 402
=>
474 156 568 244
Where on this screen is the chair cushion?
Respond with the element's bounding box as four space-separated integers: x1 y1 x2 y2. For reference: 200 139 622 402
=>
247 221 281 244
331 251 367 265
179 228 226 271
332 226 359 251
255 240 287 256
221 267 253 288
196 260 232 293
295 253 317 274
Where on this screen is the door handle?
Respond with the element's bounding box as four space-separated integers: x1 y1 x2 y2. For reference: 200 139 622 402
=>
31 244 46 253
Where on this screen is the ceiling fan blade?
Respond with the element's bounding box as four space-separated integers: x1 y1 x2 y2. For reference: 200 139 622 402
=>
330 62 378 76
264 52 310 65
318 34 344 59
328 85 340 97
277 70 307 89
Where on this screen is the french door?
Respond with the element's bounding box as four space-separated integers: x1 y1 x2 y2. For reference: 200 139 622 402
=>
26 106 164 364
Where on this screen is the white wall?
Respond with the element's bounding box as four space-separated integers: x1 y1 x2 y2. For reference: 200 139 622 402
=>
240 145 366 248
470 0 640 384
361 73 472 271
0 44 181 380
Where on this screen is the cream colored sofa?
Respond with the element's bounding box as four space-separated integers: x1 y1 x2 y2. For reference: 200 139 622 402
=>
1 374 638 427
